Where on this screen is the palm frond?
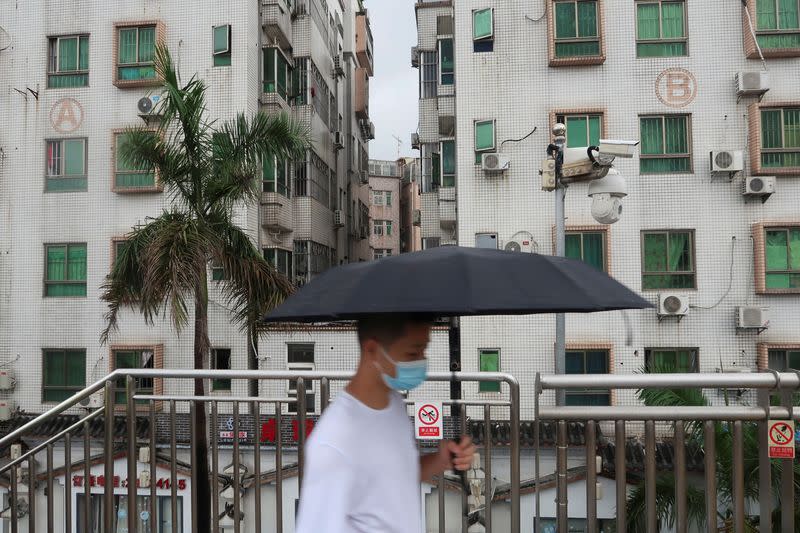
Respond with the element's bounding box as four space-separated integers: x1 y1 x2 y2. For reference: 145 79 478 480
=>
625 475 707 532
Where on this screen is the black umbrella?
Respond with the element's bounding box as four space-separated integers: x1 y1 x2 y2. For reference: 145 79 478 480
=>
263 246 651 323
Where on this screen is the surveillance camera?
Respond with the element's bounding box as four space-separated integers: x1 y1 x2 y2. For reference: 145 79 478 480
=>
588 168 627 224
558 147 611 183
598 139 640 159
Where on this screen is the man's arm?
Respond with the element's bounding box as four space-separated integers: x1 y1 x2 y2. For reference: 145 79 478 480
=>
296 443 355 533
419 437 475 484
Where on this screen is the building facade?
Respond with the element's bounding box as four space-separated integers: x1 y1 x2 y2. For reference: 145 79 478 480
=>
0 0 374 418
413 0 800 416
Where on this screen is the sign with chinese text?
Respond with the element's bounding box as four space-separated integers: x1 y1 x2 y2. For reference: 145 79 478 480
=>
768 420 795 459
415 402 443 440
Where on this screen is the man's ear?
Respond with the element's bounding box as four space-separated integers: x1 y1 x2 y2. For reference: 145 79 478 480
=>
362 338 380 359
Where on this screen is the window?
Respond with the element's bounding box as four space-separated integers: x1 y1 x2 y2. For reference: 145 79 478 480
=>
115 132 156 190
212 348 232 391
46 138 87 192
635 1 687 57
287 344 315 414
372 190 393 207
645 348 698 373
420 51 438 99
479 350 500 392
77 494 182 533
294 241 334 284
641 230 695 289
557 113 602 148
210 257 226 282
263 155 290 196
639 115 691 173
374 249 393 259
385 191 392 207
764 227 800 289
294 151 332 207
48 35 89 88
474 120 495 164
441 140 456 187
423 237 441 250
760 108 800 169
213 25 232 66
565 231 606 271
117 25 157 82
554 1 600 58
45 244 87 297
264 248 293 281
438 39 454 85
113 349 155 404
263 47 291 100
473 8 494 52
565 349 610 405
373 220 393 236
42 349 85 402
755 0 800 50
768 349 800 371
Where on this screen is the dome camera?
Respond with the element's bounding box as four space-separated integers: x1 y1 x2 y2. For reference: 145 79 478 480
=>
588 168 627 224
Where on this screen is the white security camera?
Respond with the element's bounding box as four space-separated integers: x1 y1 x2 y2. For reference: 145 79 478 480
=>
588 168 627 224
558 147 612 183
598 139 639 159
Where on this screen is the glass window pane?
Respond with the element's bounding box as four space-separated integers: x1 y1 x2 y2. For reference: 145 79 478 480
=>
762 110 783 149
64 139 85 176
784 109 800 148
66 351 85 387
442 140 456 175
473 9 493 40
758 0 778 29
664 116 688 154
769 350 788 371
555 2 577 39
637 3 661 39
67 244 87 281
47 141 61 176
779 0 799 29
789 229 800 270
643 233 668 272
661 2 685 38
439 38 454 79
577 1 598 37
479 351 500 392
475 121 494 151
565 234 582 261
669 232 691 272
566 116 588 148
588 116 601 147
640 117 664 155
213 25 230 54
118 28 138 64
586 351 608 373
788 351 800 370
44 351 65 387
47 246 66 281
138 27 156 62
58 37 78 72
565 351 584 374
766 230 789 270
582 232 604 271
79 36 89 70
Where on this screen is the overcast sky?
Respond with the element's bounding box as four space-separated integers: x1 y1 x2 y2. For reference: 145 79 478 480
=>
368 0 418 161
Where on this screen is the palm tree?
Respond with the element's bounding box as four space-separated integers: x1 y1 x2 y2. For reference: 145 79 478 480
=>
624 364 800 532
101 46 308 532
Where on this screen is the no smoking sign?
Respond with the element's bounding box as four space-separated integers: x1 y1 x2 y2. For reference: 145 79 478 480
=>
415 402 443 440
768 420 795 459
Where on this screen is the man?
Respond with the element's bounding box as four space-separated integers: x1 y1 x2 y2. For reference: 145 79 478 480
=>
296 315 476 532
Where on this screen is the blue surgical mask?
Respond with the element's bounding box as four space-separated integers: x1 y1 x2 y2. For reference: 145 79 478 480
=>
375 347 428 391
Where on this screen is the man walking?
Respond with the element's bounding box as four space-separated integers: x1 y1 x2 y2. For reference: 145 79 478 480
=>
296 315 475 532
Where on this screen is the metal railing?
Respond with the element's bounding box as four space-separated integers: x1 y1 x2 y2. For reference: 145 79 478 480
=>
0 370 520 533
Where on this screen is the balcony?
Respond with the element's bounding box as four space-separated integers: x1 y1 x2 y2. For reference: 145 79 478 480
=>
260 192 293 233
355 67 369 120
356 11 374 76
261 0 293 49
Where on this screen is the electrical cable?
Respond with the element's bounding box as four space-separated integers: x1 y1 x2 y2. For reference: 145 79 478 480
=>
741 1 768 71
500 127 537 149
691 236 736 309
0 25 12 52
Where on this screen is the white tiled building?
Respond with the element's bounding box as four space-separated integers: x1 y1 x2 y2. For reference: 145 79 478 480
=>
0 0 375 417
414 0 800 417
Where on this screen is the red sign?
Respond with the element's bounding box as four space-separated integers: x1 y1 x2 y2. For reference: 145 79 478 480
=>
72 475 186 491
768 420 796 459
416 403 442 439
259 418 315 443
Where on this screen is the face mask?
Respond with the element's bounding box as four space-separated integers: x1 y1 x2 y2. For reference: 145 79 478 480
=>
375 347 428 391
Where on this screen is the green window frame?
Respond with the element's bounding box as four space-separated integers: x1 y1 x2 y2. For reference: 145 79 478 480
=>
46 138 87 192
479 350 500 392
473 8 494 52
439 38 454 85
474 120 495 164
115 132 156 190
113 349 155 404
639 115 691 174
385 191 392 207
565 231 606 272
264 248 293 281
211 348 232 391
565 349 610 405
635 1 687 57
263 155 290 197
761 108 800 169
441 140 456 187
45 244 87 297
554 1 601 58
373 220 393 236
213 25 232 67
372 190 385 206
767 348 800 405
764 227 800 289
263 47 291 100
117 25 157 81
755 0 800 49
641 230 695 290
48 35 89 88
645 348 698 373
42 349 86 402
558 113 602 148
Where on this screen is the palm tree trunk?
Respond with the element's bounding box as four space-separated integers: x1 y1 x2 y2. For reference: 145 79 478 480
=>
194 281 212 533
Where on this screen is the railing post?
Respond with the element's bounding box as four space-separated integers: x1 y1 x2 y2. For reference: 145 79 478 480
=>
460 403 468 533
28 454 36 533
675 420 688 533
615 421 626 533
83 420 91 532
533 372 541 533
64 433 72 533
297 377 306 492
212 401 220 533
757 389 772 533
233 401 242 533
483 404 492 533
780 387 795 533
585 420 597 533
556 420 568 530
253 400 263 533
704 421 718 533
103 380 114 533
46 443 54 533
170 400 178 532
645 420 657 532
509 377 520 533
275 401 283 533
10 465 17 533
733 420 745 533
126 376 137 533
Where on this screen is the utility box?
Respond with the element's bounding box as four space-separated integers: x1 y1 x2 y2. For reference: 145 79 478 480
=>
0 369 14 390
0 400 15 421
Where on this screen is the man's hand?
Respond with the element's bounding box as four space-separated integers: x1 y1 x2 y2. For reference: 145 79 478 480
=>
420 436 476 483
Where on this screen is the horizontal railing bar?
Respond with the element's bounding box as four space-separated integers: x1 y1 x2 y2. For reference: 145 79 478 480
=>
538 406 797 421
539 373 798 390
0 409 104 473
404 399 511 407
134 395 512 408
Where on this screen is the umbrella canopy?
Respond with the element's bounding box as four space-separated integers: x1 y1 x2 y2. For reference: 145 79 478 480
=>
263 246 652 323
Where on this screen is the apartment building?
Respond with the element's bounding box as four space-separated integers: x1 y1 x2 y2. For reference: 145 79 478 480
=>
367 157 423 257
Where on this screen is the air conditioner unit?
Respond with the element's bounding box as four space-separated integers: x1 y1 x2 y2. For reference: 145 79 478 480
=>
333 209 345 228
658 293 689 317
412 209 421 226
743 175 775 198
710 150 744 173
367 122 376 140
481 153 510 173
0 400 14 421
504 238 535 254
137 95 162 116
717 365 753 373
736 71 770 97
360 170 369 184
79 394 103 410
411 133 420 150
411 46 420 68
0 369 15 390
737 306 769 329
333 55 345 77
333 131 344 150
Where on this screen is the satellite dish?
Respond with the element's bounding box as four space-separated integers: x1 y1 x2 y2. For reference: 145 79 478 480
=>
504 241 521 252
137 97 153 114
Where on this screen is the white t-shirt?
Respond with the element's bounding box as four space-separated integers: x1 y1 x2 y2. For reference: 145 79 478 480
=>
295 390 422 533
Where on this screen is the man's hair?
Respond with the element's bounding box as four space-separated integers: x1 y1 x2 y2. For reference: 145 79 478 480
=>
357 314 434 346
